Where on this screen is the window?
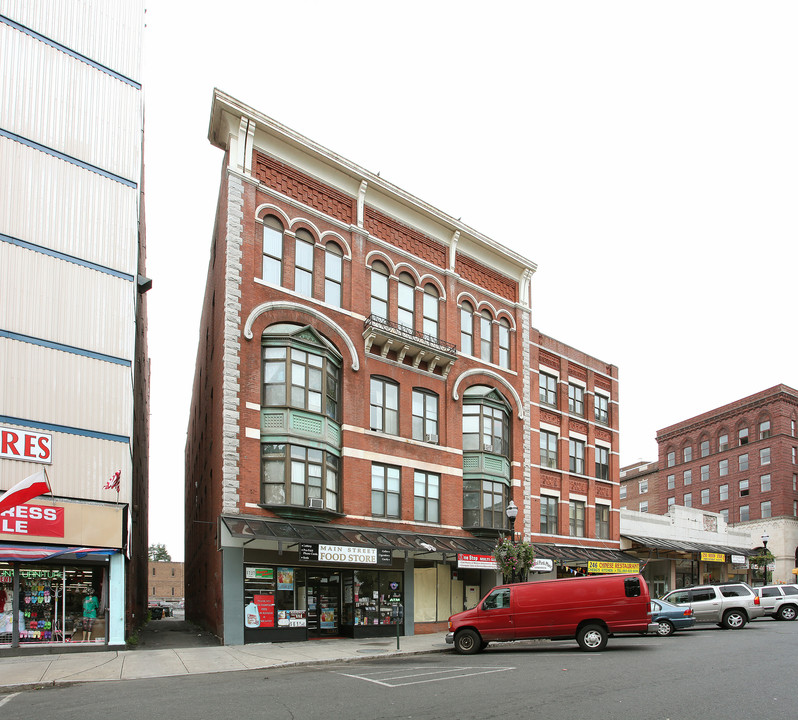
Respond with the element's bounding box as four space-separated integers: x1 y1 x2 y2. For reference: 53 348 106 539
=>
619 484 627 499
700 464 710 481
414 471 440 523
667 451 676 467
540 495 558 534
463 479 507 529
539 373 558 407
569 500 585 536
412 389 438 443
760 474 771 492
683 446 692 462
262 216 284 285
700 440 710 458
794 447 798 465
463 392 510 456
371 464 401 518
483 588 510 610
568 384 585 416
294 229 314 297
739 453 749 471
719 484 729 501
761 501 772 519
684 492 692 507
701 489 710 504
684 469 692 485
422 285 439 339
759 420 771 439
595 445 610 480
595 504 610 539
498 319 510 369
262 444 339 511
739 479 749 497
370 262 389 319
667 474 675 490
480 311 493 362
324 243 343 307
738 427 749 446
719 433 729 451
719 508 729 522
667 496 675 507
595 394 609 424
370 377 399 435
540 430 558 469
397 273 415 331
739 505 750 522
760 447 771 465
460 302 474 355
719 459 728 477
639 501 648 513
569 438 585 474
639 479 648 494
152 567 155 576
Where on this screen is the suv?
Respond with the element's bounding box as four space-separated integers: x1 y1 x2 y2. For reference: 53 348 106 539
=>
756 584 798 621
662 582 764 629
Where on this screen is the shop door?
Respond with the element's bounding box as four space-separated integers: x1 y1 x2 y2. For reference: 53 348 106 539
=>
307 571 341 637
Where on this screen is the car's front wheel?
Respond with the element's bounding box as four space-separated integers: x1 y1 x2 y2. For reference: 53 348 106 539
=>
721 610 747 629
778 604 797 621
655 619 675 637
453 629 482 654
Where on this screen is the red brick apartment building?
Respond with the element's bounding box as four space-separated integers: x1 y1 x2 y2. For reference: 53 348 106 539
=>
621 385 798 583
184 90 628 645
148 562 184 605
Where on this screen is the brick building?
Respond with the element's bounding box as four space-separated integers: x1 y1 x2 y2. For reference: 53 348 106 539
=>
148 562 184 605
621 385 798 584
184 90 629 645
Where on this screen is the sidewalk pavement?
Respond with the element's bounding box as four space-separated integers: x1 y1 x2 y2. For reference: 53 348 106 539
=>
0 631 451 691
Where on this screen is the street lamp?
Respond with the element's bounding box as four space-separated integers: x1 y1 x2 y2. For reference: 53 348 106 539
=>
506 500 518 584
761 533 770 586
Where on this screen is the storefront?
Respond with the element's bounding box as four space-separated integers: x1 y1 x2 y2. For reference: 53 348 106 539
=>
0 499 127 650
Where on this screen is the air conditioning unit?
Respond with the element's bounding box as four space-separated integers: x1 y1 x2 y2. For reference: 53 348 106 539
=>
308 498 324 509
482 443 494 453
425 434 439 444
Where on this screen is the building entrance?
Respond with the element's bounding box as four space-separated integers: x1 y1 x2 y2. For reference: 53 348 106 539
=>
306 571 341 637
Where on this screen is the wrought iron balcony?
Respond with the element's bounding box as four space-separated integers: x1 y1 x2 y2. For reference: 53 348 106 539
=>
363 314 457 377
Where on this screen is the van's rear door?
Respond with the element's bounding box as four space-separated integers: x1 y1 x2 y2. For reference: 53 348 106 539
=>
477 587 515 641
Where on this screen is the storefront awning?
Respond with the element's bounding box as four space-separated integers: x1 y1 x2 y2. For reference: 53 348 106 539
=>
531 544 639 564
0 544 119 562
621 534 754 557
220 516 497 555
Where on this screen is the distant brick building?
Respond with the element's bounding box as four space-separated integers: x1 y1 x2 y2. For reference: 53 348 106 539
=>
148 562 184 604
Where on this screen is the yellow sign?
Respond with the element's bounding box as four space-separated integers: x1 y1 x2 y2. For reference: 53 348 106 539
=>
587 561 639 574
701 552 725 563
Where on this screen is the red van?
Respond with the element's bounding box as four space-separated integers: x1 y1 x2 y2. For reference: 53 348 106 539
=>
446 573 656 653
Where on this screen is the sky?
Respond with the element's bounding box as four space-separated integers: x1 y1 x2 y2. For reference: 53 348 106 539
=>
142 2 798 560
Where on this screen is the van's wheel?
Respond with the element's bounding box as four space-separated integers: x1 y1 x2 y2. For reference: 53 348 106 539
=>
454 629 482 654
778 604 797 621
721 610 747 629
655 620 675 637
577 624 608 651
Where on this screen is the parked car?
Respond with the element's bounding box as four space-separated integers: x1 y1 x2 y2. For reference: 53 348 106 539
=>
446 573 656 654
148 603 171 620
649 598 695 636
755 584 798 621
662 582 763 629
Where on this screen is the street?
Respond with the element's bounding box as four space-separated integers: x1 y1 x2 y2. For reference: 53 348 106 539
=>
3 620 796 719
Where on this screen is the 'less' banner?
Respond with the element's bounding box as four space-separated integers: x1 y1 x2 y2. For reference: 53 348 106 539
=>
0 504 65 537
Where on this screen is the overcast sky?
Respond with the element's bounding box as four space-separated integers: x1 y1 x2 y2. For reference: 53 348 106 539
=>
142 2 798 560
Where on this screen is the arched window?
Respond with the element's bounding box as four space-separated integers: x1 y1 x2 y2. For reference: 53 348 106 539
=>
262 216 284 285
460 301 474 355
422 285 439 339
498 318 511 369
480 310 493 363
370 262 389 320
397 273 415 331
294 228 315 298
324 242 343 307
462 386 510 457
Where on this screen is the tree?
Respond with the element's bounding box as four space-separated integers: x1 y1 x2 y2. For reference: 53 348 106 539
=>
148 543 171 562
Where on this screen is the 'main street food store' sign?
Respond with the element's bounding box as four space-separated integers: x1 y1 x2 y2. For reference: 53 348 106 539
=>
299 543 392 565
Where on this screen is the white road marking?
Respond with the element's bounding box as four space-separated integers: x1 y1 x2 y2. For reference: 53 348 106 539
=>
334 665 515 687
0 693 19 709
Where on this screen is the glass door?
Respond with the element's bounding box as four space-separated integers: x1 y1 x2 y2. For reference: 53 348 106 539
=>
307 571 340 637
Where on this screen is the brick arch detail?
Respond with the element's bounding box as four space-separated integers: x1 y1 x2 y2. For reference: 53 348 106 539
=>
451 368 524 420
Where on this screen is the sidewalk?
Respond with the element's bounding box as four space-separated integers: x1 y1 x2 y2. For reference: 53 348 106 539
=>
0 631 450 691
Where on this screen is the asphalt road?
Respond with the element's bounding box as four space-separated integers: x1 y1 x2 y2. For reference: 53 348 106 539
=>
4 619 797 720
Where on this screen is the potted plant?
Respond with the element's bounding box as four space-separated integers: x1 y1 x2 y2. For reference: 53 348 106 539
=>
493 536 535 583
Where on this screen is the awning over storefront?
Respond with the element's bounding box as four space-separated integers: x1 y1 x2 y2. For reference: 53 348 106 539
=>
531 544 639 564
0 544 119 562
622 534 754 557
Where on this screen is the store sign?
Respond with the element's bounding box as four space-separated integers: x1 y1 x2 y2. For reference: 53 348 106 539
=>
0 426 52 464
0 504 64 537
300 543 391 565
587 561 640 574
731 555 747 566
531 558 554 572
701 552 726 563
458 553 498 570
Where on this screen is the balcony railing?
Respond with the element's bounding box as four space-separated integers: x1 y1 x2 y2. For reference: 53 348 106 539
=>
364 315 456 355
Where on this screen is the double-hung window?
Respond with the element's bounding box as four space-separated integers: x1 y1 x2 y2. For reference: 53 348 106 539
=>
412 389 439 443
539 373 558 407
568 384 584 416
595 445 610 480
569 500 585 537
595 394 609 424
595 505 610 539
540 496 558 534
569 438 585 474
460 302 474 355
262 216 284 285
480 311 493 362
540 430 558 469
397 273 415 331
414 471 440 523
422 285 439 338
370 377 399 435
370 262 389 320
498 319 510 369
372 464 401 518
324 243 343 307
294 229 314 297
463 479 506 529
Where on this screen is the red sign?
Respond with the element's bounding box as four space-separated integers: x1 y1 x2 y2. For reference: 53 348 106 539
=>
0 427 52 464
457 553 499 570
253 594 274 628
0 504 64 537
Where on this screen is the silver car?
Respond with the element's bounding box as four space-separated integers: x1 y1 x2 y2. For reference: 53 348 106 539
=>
662 582 764 629
756 584 798 621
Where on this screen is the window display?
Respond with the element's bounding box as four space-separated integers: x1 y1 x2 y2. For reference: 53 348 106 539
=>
353 570 402 626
